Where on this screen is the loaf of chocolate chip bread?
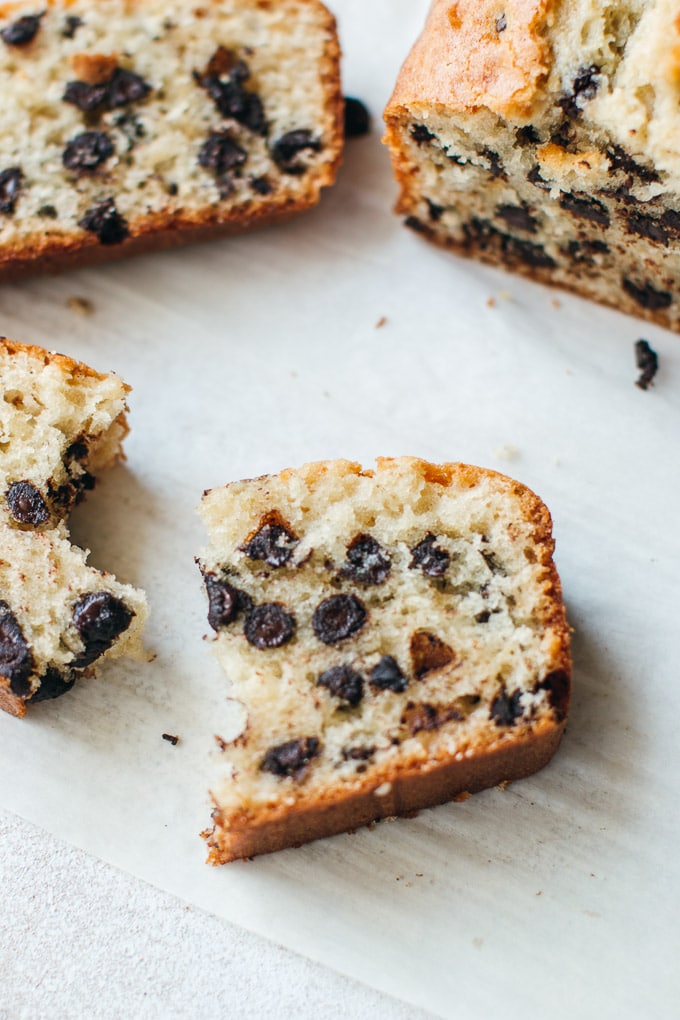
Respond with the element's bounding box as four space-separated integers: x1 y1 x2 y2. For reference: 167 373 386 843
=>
0 338 147 716
0 524 146 717
0 339 129 529
0 0 342 279
198 458 571 863
384 1 680 331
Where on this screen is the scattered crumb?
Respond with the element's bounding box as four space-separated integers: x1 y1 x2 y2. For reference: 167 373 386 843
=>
535 890 542 897
472 937 484 949
453 791 470 802
162 733 179 746
415 873 423 878
494 444 520 462
498 289 513 302
67 295 94 315
635 338 658 390
375 315 387 329
552 456 561 467
404 881 413 888
214 734 228 751
550 297 561 309
486 297 496 309
496 780 512 791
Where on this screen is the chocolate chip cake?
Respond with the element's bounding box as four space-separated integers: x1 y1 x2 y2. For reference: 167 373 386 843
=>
0 0 342 279
384 1 680 331
0 339 147 716
198 458 571 862
0 339 129 529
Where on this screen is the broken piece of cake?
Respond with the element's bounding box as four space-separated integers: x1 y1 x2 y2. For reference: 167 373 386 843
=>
0 339 147 717
384 1 680 331
198 458 571 862
0 0 342 279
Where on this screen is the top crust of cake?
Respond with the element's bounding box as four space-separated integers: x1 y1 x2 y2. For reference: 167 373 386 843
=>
386 0 680 187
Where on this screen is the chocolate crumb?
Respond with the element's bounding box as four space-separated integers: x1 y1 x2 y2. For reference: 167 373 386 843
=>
634 339 658 391
162 733 180 745
344 96 371 138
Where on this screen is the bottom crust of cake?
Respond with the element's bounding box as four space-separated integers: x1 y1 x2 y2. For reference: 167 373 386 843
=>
204 719 566 863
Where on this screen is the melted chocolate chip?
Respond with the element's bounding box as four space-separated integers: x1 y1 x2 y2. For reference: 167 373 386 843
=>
558 65 600 118
271 130 321 174
370 655 408 693
634 339 659 391
490 688 523 726
63 131 115 173
261 736 320 777
250 175 273 195
203 574 251 630
6 481 49 526
195 52 266 134
29 667 76 702
317 664 364 707
410 534 450 577
662 209 680 235
535 669 570 722
79 199 129 245
341 534 391 586
63 68 151 114
622 278 672 311
344 96 371 138
0 601 33 693
625 211 668 246
198 131 247 178
410 631 455 679
71 591 134 668
312 594 366 645
1 12 43 46
607 145 660 184
244 603 295 649
559 192 610 227
497 203 538 234
0 167 23 215
241 512 298 568
61 15 83 38
411 123 435 145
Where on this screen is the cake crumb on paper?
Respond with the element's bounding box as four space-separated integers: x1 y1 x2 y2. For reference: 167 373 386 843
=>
66 295 94 316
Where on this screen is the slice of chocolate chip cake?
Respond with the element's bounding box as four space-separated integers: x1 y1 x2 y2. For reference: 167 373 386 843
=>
0 338 147 716
0 524 146 717
198 458 571 862
0 0 342 279
0 339 129 529
384 1 680 331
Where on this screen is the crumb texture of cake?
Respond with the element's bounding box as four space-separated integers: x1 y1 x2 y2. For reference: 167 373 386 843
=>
0 338 147 717
0 0 342 278
384 0 680 331
198 457 571 862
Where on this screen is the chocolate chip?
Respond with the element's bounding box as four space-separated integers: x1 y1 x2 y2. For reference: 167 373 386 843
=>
475 610 491 623
370 655 408 693
162 732 179 745
198 131 247 178
341 534 391 586
6 481 49 526
244 603 295 649
203 574 251 630
0 168 23 215
241 512 298 568
496 13 507 32
63 68 151 114
634 339 658 390
559 65 600 118
404 215 430 235
481 549 505 574
61 14 83 38
426 199 444 222
527 165 549 191
607 145 659 184
559 192 610 227
625 211 668 246
79 198 129 245
63 131 115 173
411 123 435 145
38 204 58 219
312 594 366 645
401 701 448 735
661 209 680 235
343 744 375 762
261 736 320 777
507 237 556 269
497 203 538 234
535 670 570 721
195 53 266 134
113 110 146 151
271 130 321 174
490 688 523 726
410 631 455 678
317 664 364 707
250 175 273 195
566 239 609 263
0 601 33 694
622 278 672 311
480 147 505 179
71 591 134 668
28 668 76 702
1 12 44 46
344 96 370 138
410 534 450 577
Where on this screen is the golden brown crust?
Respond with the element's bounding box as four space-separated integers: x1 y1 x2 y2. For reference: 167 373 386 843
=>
385 0 552 123
0 681 26 719
206 718 567 862
0 0 344 281
0 336 128 389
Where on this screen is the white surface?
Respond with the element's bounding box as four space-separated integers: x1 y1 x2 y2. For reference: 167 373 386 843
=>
1 1 680 1017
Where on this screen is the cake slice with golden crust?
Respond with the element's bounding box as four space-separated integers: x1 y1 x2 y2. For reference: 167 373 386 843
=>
198 458 571 862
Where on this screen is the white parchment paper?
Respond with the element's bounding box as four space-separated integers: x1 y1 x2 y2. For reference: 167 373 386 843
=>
1 3 679 1016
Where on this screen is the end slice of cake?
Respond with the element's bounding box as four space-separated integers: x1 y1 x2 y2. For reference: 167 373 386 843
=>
198 458 571 863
